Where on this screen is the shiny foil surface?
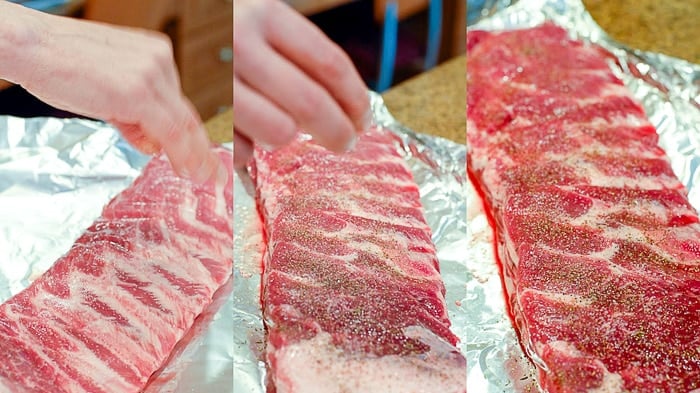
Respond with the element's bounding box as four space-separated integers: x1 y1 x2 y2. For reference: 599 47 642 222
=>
0 116 234 392
467 0 700 392
233 92 468 392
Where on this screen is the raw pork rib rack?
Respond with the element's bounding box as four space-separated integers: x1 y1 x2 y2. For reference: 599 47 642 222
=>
468 24 700 392
252 128 466 393
0 150 233 392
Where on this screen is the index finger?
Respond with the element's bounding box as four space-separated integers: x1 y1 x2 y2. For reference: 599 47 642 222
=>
264 1 370 131
141 96 219 183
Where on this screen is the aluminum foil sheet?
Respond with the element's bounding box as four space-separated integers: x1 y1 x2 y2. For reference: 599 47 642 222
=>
0 116 234 392
466 1 700 392
233 91 468 392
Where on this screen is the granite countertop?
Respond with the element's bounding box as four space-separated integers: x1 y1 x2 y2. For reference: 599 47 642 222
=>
583 0 700 64
380 0 699 145
204 109 233 144
382 56 466 144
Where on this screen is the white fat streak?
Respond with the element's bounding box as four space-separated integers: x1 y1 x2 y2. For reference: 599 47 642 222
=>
672 223 700 245
144 220 226 288
557 242 631 276
569 213 646 244
0 376 29 393
0 300 135 393
314 218 439 278
273 269 326 287
213 172 228 220
587 173 679 190
176 191 231 248
272 331 465 393
8 215 229 391
64 269 161 373
597 82 636 99
542 150 680 190
280 235 441 289
542 341 624 393
586 243 620 262
0 168 231 392
259 171 417 227
316 191 424 229
27 248 202 385
551 139 663 161
522 288 594 307
504 74 631 100
469 113 661 208
566 198 700 268
349 171 416 189
90 226 225 342
559 184 679 226
9 252 169 389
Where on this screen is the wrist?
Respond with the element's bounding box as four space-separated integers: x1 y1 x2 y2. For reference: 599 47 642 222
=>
0 2 49 85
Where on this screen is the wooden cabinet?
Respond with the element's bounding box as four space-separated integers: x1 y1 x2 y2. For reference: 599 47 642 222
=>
84 0 232 120
284 0 354 15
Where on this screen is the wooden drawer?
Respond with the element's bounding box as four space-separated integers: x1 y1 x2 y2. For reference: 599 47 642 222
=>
179 15 232 96
189 79 232 125
181 0 232 33
286 0 353 15
84 0 177 30
374 0 429 21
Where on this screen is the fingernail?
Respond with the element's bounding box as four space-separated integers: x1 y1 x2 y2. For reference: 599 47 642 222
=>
180 167 191 179
192 157 213 184
216 159 228 185
258 142 276 152
360 108 373 131
344 132 357 153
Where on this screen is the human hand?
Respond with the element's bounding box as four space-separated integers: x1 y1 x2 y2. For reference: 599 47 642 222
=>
233 0 370 168
0 2 223 183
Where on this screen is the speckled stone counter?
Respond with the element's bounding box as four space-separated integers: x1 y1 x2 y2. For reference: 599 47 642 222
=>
205 109 233 144
583 0 700 64
382 56 466 144
390 0 698 145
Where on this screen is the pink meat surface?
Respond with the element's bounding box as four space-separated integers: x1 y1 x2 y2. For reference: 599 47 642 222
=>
252 128 466 393
0 150 233 392
467 24 700 392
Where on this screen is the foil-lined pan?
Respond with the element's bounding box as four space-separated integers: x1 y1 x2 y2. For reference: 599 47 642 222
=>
466 0 700 391
233 91 468 392
0 117 233 392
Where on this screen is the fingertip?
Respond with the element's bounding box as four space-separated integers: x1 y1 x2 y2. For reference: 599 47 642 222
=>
358 107 373 132
323 120 356 154
234 149 253 169
197 150 229 186
346 91 371 133
191 150 220 184
216 158 229 185
234 131 254 169
343 131 357 153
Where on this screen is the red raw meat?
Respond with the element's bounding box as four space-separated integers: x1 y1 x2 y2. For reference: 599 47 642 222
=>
467 23 700 392
0 149 233 392
251 128 466 393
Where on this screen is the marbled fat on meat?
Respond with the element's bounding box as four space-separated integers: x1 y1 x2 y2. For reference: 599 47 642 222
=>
0 150 233 392
252 128 466 393
467 24 700 392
